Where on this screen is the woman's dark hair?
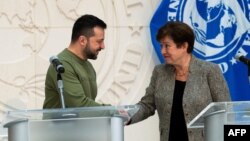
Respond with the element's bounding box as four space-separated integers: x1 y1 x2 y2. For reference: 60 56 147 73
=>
156 21 195 53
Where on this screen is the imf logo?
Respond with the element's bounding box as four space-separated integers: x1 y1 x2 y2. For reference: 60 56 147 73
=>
182 0 250 73
192 1 237 56
190 0 248 61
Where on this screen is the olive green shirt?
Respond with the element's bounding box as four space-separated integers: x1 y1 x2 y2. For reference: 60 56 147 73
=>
43 48 103 109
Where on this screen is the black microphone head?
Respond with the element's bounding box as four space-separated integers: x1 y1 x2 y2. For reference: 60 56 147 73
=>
57 66 65 73
49 55 58 63
49 55 65 73
235 54 240 60
235 54 250 66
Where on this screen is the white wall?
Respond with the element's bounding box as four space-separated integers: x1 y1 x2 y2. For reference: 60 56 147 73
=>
0 0 161 140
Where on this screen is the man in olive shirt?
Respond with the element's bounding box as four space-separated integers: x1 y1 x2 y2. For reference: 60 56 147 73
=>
43 14 108 109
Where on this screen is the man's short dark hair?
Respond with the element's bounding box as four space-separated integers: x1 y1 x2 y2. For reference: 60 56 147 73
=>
71 14 107 43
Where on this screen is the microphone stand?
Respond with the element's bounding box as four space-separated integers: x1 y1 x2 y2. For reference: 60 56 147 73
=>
57 72 77 118
57 73 66 109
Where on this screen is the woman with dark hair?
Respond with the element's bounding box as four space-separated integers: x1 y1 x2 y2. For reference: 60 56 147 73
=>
128 21 230 141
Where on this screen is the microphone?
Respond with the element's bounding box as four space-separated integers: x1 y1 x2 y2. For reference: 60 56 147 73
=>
235 55 250 66
49 56 65 73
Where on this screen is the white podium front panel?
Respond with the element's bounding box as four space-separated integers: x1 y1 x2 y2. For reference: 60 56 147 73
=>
30 117 110 141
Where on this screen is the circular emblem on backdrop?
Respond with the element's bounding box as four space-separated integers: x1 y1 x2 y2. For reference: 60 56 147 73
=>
191 0 240 60
0 0 158 117
195 1 237 47
0 0 49 111
152 0 250 67
182 0 250 78
0 0 117 111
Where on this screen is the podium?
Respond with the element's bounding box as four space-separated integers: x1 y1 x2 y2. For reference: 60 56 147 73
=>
1 105 139 141
187 101 250 141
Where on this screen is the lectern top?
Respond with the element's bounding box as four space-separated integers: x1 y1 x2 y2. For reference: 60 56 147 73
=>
2 105 139 126
187 101 250 128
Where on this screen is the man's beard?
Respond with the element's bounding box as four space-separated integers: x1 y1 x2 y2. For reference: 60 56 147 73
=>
85 43 98 60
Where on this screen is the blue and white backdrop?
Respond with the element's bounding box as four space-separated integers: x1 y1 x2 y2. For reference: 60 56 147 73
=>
0 0 249 141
